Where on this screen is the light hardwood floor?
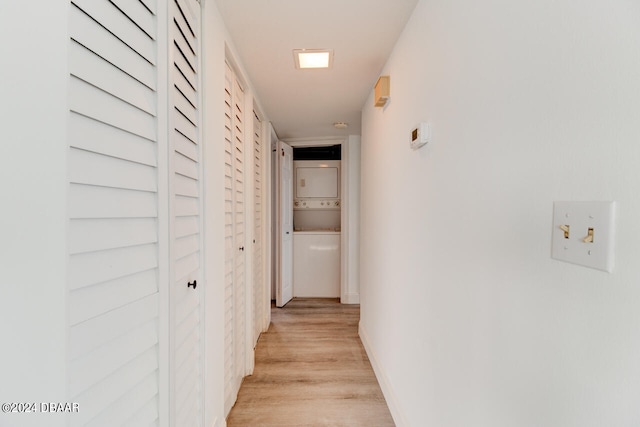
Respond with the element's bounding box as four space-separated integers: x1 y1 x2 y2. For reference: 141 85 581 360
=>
226 298 395 427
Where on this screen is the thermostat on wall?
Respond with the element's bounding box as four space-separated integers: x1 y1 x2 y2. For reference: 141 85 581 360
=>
411 122 430 150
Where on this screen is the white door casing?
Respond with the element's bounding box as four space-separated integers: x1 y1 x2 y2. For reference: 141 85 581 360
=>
276 141 294 307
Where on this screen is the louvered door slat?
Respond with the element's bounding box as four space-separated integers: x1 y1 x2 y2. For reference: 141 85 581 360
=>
70 41 156 116
72 348 158 426
138 0 158 15
72 0 156 65
175 252 199 286
175 152 199 179
175 234 199 260
69 294 158 359
174 110 198 142
174 174 199 197
174 130 198 160
85 373 158 427
69 243 158 290
172 22 196 72
176 307 199 342
174 69 197 107
121 397 159 427
175 216 199 238
174 194 199 216
69 218 158 255
69 320 158 398
174 86 198 125
69 4 156 90
69 113 157 167
69 270 157 326
69 77 156 140
110 0 157 40
68 185 157 219
68 148 157 192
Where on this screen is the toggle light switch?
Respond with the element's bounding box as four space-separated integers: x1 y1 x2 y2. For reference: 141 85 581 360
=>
551 201 615 272
583 228 594 243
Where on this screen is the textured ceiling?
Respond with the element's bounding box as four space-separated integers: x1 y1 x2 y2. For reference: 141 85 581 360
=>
215 0 419 139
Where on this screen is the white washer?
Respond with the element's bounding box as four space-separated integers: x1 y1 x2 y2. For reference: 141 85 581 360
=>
293 231 340 298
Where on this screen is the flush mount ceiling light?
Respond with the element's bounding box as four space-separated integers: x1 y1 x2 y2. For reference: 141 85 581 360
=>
293 49 334 69
333 122 348 129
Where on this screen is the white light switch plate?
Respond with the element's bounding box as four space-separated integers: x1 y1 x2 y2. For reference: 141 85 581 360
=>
551 201 615 272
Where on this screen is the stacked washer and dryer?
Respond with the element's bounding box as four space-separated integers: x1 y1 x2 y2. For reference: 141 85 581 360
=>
292 159 341 298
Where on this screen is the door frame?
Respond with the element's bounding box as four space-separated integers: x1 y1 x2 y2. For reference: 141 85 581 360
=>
276 136 358 304
263 123 277 324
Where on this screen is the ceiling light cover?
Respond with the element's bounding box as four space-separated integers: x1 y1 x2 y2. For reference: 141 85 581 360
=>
293 49 334 69
333 122 348 129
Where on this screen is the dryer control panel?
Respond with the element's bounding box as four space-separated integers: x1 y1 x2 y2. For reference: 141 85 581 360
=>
294 199 340 210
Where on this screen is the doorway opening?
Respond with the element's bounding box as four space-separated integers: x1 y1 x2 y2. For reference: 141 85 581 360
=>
292 145 342 299
270 137 360 307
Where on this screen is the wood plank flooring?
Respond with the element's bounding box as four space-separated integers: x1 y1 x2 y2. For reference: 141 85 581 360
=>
226 298 395 427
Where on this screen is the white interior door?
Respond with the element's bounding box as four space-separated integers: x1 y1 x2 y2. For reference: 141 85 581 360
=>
224 60 247 415
252 110 264 346
168 0 203 425
276 141 293 307
66 0 164 425
232 74 247 396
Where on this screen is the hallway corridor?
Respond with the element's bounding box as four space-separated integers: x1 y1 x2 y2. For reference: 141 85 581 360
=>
226 298 395 426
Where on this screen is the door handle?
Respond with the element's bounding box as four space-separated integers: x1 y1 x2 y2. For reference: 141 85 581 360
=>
187 280 197 290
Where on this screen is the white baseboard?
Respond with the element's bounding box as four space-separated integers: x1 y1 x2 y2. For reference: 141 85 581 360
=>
358 323 408 427
341 292 360 304
246 347 255 376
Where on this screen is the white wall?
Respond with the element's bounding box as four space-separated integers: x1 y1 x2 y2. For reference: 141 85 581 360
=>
0 3 68 427
359 1 640 426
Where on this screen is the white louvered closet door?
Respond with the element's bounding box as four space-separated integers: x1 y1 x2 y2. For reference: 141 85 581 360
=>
223 62 235 415
223 62 247 415
67 0 162 425
252 110 264 346
168 0 203 425
233 75 247 389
